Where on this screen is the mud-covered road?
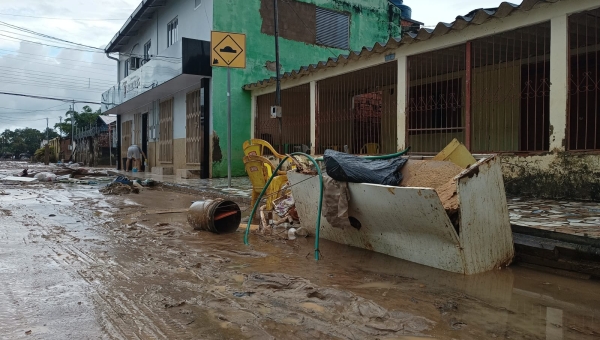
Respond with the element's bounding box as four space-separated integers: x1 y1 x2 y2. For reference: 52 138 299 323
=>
1 171 599 339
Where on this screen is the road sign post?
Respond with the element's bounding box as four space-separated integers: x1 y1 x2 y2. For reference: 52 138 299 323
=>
211 31 246 188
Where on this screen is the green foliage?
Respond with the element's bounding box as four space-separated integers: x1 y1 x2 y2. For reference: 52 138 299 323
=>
34 146 57 163
54 105 102 137
0 127 50 156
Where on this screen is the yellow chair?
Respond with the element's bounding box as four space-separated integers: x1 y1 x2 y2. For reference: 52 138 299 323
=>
244 155 288 211
360 143 380 155
242 139 285 159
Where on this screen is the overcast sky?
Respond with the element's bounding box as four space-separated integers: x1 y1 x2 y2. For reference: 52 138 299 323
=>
0 0 503 133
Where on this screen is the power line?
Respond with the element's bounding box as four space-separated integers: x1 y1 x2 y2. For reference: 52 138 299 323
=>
0 53 119 76
0 91 101 104
0 35 103 53
0 13 128 21
0 47 116 67
0 79 108 93
0 66 115 85
0 20 105 51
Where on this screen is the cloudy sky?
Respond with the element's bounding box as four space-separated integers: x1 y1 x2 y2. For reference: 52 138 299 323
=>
0 0 502 132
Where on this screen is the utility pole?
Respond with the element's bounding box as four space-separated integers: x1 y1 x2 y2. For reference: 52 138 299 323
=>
44 118 49 165
273 0 283 153
71 100 75 160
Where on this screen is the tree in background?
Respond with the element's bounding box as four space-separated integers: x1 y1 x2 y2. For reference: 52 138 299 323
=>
0 128 57 156
54 106 102 137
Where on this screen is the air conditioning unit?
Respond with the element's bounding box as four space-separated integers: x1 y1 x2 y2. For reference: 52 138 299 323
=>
128 57 141 70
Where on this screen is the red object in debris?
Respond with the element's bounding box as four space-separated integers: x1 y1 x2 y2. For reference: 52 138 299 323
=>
214 210 238 221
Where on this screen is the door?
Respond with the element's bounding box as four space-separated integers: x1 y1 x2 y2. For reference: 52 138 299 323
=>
142 113 148 171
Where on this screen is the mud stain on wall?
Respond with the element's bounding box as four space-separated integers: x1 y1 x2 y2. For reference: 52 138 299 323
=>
212 132 223 164
501 153 600 201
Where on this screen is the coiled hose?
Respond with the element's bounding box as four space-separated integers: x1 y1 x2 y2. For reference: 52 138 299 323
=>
244 152 324 260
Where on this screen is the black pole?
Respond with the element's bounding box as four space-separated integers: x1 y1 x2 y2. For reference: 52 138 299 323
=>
273 0 283 153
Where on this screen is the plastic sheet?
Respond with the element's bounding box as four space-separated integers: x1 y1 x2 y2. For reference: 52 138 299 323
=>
323 150 407 186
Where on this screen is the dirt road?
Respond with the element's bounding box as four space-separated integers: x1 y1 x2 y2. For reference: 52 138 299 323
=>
1 175 599 339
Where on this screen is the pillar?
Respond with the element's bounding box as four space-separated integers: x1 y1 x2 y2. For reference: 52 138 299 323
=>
396 56 407 151
310 80 316 155
549 15 569 151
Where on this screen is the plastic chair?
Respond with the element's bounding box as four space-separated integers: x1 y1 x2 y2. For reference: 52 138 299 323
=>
360 143 380 155
244 155 288 211
242 139 285 159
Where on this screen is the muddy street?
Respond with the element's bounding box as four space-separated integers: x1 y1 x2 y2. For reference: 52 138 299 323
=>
0 176 599 339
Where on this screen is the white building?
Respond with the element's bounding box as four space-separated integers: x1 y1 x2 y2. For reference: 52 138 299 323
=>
101 0 213 178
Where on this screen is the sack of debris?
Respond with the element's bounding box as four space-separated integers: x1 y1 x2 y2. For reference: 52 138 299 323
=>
323 149 407 186
34 172 57 182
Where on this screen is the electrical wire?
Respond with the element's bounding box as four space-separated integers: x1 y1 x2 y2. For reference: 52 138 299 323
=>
0 66 115 86
0 47 116 67
0 54 118 76
0 20 105 51
0 13 128 21
0 35 103 53
0 91 101 104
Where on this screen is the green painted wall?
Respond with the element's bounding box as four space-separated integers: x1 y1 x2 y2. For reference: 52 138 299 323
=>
212 0 404 177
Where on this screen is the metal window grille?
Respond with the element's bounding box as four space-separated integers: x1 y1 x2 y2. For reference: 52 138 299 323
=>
316 62 398 154
255 84 311 154
316 7 350 50
407 46 466 153
167 18 178 47
186 89 202 164
159 98 173 163
471 22 550 152
143 40 151 61
121 120 132 156
568 8 600 150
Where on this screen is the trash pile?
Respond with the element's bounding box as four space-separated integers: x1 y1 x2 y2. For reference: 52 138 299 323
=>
99 176 154 195
0 163 113 184
255 185 306 240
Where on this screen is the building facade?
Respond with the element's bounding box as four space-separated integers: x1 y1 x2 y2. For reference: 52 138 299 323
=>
101 0 418 178
245 0 600 201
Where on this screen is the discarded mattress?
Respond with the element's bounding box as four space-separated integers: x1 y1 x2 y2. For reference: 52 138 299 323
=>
288 155 514 275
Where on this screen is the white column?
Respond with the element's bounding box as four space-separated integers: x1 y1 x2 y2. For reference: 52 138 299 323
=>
310 80 316 155
396 56 407 151
250 94 256 139
549 15 569 152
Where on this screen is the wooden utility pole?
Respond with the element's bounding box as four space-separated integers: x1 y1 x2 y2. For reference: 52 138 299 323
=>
44 118 49 165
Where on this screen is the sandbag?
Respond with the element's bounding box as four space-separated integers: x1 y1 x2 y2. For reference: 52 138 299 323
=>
34 172 57 182
323 149 407 186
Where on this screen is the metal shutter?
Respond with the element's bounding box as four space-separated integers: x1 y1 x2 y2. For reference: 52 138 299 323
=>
316 7 349 50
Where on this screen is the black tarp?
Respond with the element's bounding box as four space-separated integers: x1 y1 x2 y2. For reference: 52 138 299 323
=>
323 149 407 186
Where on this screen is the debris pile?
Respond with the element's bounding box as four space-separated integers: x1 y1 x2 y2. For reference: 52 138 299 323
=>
100 182 140 195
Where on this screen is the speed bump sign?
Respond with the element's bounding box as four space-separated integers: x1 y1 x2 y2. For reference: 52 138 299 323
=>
211 31 246 69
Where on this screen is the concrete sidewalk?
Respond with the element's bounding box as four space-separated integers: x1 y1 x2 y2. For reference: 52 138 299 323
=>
107 170 253 204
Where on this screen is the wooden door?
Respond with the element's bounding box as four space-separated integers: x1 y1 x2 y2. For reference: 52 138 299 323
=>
159 98 173 163
186 90 201 164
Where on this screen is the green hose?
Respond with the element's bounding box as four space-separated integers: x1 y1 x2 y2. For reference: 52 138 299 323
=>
244 152 324 261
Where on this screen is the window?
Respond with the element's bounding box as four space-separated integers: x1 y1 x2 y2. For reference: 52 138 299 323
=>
408 78 463 134
316 7 350 50
195 0 202 9
167 17 178 47
124 59 129 77
143 40 151 61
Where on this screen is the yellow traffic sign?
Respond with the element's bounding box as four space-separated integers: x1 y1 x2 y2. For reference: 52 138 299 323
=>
211 31 246 69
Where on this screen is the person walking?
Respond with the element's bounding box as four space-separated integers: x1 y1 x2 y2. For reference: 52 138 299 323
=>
126 144 147 172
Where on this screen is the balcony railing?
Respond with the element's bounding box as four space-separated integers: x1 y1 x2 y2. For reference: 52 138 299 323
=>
101 38 211 113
